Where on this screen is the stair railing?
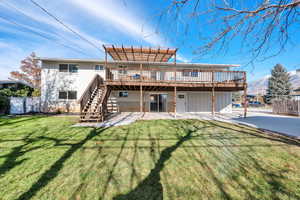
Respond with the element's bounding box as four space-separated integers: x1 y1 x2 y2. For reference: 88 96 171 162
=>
78 74 104 115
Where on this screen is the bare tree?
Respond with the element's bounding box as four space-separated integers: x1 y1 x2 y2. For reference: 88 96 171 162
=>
158 0 300 62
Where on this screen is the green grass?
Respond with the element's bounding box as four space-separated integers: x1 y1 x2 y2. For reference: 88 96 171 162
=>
0 115 299 200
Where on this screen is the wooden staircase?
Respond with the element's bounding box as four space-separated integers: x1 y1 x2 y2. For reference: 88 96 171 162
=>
78 75 111 122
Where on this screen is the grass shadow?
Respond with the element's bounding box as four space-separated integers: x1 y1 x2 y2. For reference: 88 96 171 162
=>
113 128 194 200
16 127 107 200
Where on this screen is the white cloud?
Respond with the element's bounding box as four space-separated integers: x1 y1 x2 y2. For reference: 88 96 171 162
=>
69 0 165 46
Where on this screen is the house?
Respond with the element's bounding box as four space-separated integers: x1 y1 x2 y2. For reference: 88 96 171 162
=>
0 80 33 90
291 87 300 100
39 45 247 122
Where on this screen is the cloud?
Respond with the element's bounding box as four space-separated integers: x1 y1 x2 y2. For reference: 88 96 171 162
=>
68 0 189 62
69 0 166 46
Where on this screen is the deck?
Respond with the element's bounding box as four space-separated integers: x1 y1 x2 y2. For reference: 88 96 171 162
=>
105 69 246 91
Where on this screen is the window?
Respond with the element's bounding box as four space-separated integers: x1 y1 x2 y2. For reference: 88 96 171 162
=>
191 71 198 77
119 91 128 97
182 70 190 77
178 94 185 99
68 91 77 99
59 64 78 73
118 65 127 74
69 64 78 73
59 91 68 99
95 65 104 71
59 64 68 72
58 91 77 100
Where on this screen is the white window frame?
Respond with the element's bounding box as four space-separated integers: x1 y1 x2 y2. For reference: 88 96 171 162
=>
58 90 77 100
58 63 78 74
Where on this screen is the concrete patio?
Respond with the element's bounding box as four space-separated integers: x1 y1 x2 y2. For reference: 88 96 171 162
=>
75 110 300 139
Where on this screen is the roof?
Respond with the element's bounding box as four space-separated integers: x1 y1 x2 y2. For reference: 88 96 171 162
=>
0 80 33 88
37 57 240 68
294 87 300 92
103 45 177 62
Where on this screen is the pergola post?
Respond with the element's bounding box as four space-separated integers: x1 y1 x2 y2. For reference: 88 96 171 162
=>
174 86 177 118
211 72 215 117
244 85 248 118
140 63 143 113
243 71 247 118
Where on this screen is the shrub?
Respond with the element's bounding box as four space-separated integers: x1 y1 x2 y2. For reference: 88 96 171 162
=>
0 95 9 114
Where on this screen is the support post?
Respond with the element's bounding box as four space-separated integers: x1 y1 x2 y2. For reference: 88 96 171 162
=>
212 87 215 117
140 63 143 113
105 49 108 80
244 85 248 118
243 71 247 118
140 85 143 113
174 52 177 82
174 86 177 118
211 72 215 117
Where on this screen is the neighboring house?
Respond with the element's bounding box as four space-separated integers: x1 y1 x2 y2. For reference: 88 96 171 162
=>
291 87 300 100
0 80 33 90
39 45 247 122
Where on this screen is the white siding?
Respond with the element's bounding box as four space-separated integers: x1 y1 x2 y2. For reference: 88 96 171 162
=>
41 61 105 112
186 91 232 113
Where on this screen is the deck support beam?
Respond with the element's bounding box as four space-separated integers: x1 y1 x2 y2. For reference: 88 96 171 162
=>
140 85 143 112
140 63 143 113
174 86 177 118
211 72 215 117
211 87 215 117
243 84 247 118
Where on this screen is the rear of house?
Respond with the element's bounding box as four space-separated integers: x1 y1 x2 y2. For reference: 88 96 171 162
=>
39 45 247 121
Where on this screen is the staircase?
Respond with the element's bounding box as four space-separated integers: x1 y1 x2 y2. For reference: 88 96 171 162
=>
78 75 111 122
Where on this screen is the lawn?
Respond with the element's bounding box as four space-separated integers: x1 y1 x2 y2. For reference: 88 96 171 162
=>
0 116 299 200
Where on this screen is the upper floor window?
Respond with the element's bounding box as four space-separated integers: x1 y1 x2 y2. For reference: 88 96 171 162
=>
95 65 104 71
58 91 77 100
59 64 78 73
182 70 198 77
118 65 127 75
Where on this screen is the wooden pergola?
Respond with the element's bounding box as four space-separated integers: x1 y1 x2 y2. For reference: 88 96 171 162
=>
103 45 177 62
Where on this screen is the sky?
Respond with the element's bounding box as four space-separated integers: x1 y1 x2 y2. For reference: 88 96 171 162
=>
0 0 299 82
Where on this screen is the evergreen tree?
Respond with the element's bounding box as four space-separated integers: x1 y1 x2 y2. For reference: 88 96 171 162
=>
266 64 292 103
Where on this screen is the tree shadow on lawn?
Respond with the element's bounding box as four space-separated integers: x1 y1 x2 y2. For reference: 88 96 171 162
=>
16 127 107 200
0 115 47 127
0 129 48 177
113 127 196 200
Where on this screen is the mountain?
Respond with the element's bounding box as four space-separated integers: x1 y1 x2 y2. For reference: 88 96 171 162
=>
248 70 300 95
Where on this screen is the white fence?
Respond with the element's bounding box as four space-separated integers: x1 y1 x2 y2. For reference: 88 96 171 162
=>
10 97 41 114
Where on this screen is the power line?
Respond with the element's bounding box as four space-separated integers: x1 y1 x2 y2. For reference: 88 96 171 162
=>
29 0 104 53
0 15 92 56
0 0 94 57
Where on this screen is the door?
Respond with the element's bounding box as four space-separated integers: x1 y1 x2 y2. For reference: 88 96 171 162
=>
150 94 167 112
177 93 186 112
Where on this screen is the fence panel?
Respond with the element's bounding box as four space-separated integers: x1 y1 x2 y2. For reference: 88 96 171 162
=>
10 97 41 114
272 100 300 116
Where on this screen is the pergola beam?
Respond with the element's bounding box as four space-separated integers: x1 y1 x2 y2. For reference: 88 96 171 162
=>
122 45 129 61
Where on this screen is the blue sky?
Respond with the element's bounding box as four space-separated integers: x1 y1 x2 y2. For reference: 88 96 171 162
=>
0 0 299 81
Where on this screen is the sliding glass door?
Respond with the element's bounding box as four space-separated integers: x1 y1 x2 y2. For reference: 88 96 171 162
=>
150 94 167 112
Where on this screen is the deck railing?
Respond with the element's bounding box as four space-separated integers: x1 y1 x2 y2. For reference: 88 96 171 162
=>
106 69 246 84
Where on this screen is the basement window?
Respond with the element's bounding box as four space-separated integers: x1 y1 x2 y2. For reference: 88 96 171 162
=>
119 91 128 97
59 91 77 100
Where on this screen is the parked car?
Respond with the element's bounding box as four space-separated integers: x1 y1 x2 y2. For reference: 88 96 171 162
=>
248 101 264 107
232 103 241 108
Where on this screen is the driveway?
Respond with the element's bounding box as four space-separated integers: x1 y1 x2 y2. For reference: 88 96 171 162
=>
228 112 300 139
